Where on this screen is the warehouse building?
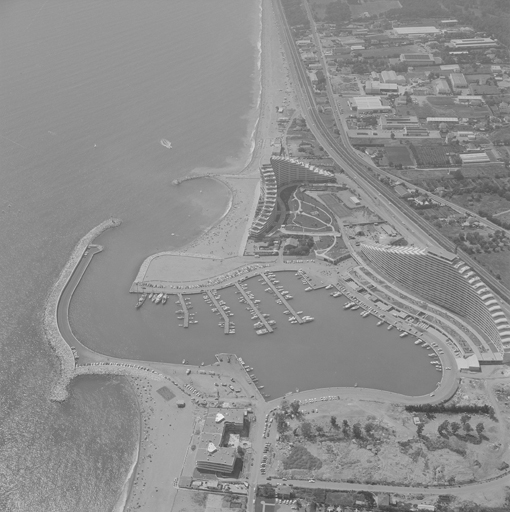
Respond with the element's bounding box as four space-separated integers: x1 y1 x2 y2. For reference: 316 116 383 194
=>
365 80 399 95
348 96 392 113
450 73 468 90
400 53 435 66
450 38 498 49
380 70 406 85
393 26 440 36
434 78 451 95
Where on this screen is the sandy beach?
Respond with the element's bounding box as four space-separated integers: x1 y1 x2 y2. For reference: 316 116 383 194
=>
121 1 295 510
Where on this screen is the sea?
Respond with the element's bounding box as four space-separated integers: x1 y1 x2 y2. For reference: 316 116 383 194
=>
0 0 260 510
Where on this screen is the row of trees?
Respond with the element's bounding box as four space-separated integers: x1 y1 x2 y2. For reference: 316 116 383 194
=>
436 418 485 438
405 403 496 418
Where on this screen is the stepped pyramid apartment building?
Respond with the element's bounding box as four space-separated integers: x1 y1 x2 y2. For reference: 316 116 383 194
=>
250 156 335 236
360 244 510 355
195 409 246 474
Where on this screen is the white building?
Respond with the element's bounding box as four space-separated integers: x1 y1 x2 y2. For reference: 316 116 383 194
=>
459 152 490 164
450 38 498 49
393 27 440 36
380 70 406 85
348 97 392 114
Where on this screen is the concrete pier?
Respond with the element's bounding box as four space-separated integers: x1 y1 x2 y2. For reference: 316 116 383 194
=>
235 283 274 333
177 294 189 328
260 273 303 324
206 291 230 334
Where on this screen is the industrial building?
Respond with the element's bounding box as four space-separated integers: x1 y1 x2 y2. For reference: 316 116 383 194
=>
348 96 392 113
434 78 451 95
380 116 420 131
250 157 335 236
450 73 468 90
380 70 406 85
365 80 399 95
359 243 510 353
449 38 498 49
393 27 440 36
459 152 490 164
400 53 435 66
195 409 246 474
440 64 460 73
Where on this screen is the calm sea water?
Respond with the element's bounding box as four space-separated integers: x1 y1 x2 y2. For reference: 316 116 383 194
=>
0 0 259 510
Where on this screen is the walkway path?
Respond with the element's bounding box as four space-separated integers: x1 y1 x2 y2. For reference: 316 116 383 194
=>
235 283 273 333
260 273 303 324
177 294 190 328
206 291 230 334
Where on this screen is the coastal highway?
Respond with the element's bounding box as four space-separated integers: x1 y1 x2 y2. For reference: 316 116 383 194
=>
272 0 510 305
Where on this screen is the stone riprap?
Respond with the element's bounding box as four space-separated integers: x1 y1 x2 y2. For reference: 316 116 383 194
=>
44 218 122 401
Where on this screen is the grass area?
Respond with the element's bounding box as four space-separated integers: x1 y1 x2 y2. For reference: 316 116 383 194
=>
315 236 335 251
348 0 402 17
385 146 414 166
283 445 322 471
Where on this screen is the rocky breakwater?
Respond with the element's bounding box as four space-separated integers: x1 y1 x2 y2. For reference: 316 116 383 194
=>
44 218 122 402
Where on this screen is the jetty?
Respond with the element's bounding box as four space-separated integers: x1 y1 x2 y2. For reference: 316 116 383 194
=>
260 273 303 324
234 283 273 333
177 294 190 328
206 291 230 334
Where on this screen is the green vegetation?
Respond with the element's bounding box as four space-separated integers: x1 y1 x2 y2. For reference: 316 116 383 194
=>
324 1 351 25
283 445 323 471
405 403 496 418
281 0 310 29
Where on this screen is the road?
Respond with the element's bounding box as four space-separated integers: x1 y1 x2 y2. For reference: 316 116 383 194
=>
273 0 510 305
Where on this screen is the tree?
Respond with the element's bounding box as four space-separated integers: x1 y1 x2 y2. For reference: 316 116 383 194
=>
463 422 473 435
316 425 325 437
438 419 450 436
330 416 338 430
275 412 288 434
342 419 350 438
364 422 375 437
301 421 313 440
460 414 471 425
475 422 485 436
450 422 461 435
290 400 301 417
352 423 363 440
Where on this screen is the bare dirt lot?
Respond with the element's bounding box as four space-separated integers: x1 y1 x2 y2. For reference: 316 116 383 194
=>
266 384 509 487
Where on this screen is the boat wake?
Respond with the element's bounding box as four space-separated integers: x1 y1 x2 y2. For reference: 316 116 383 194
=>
160 139 172 149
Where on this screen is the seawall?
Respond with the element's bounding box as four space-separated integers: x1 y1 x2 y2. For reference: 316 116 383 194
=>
44 218 122 401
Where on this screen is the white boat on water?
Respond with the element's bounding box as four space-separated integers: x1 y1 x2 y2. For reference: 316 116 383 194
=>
160 139 172 149
399 332 407 338
387 325 393 330
377 320 384 326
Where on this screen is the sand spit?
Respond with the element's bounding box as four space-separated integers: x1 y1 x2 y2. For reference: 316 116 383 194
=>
43 218 121 401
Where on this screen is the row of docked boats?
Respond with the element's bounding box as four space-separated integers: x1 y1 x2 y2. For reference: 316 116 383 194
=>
136 292 168 308
135 292 170 309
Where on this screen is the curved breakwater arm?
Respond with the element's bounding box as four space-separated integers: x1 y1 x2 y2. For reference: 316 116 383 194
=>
43 218 122 401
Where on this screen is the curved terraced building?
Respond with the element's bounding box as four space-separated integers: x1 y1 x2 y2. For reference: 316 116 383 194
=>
360 243 510 354
250 156 335 236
